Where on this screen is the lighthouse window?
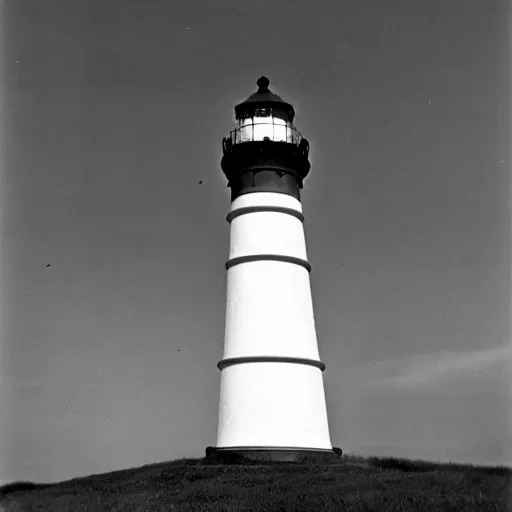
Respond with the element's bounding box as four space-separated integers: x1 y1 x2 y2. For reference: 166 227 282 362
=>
273 123 287 142
274 117 289 142
239 123 253 142
253 119 274 141
236 116 252 142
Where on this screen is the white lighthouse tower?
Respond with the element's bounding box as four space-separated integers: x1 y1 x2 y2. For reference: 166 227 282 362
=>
207 77 338 463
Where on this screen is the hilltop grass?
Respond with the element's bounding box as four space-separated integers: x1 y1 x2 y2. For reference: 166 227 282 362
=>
1 455 510 511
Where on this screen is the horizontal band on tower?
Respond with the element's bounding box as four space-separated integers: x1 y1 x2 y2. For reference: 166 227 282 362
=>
217 356 326 371
226 206 305 224
225 254 312 272
209 446 335 453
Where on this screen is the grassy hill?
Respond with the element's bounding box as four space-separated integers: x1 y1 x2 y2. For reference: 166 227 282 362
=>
0 455 510 511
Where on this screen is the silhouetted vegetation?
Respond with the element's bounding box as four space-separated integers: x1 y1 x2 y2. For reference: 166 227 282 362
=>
0 480 51 497
0 455 510 511
367 456 512 476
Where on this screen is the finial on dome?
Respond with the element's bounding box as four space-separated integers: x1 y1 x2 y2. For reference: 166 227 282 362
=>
256 76 270 91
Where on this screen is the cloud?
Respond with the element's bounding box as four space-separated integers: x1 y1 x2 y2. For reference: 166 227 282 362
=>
354 345 511 391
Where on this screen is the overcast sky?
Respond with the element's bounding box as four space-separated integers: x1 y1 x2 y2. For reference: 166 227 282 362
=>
1 0 510 484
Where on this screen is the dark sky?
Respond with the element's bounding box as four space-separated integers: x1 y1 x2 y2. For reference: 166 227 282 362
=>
1 0 510 483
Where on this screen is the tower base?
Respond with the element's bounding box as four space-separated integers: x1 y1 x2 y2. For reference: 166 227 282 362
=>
204 446 342 465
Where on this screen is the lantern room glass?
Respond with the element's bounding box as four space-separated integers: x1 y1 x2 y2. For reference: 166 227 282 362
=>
235 108 296 144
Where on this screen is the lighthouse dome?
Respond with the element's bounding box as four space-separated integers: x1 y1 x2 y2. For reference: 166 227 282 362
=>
234 77 295 122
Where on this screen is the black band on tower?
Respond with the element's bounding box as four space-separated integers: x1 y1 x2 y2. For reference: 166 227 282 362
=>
204 445 343 464
217 356 326 371
226 206 305 224
225 254 311 272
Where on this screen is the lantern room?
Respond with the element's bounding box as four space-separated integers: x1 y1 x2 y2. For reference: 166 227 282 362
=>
229 76 302 145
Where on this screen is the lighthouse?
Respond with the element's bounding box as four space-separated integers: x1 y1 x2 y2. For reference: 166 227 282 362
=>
206 77 338 463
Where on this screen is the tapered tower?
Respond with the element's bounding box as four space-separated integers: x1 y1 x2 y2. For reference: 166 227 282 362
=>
206 77 338 463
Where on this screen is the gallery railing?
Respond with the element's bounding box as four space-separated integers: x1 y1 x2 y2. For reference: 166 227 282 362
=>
228 123 303 146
